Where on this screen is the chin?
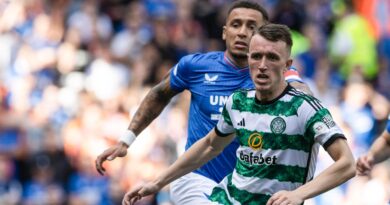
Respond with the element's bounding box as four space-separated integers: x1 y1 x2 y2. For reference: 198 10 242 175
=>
255 85 271 92
231 51 248 59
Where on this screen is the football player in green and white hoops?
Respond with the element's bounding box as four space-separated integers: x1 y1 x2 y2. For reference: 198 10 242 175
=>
122 23 355 205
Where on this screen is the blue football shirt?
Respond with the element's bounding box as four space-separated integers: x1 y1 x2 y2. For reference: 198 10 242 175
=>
170 51 254 182
387 115 390 133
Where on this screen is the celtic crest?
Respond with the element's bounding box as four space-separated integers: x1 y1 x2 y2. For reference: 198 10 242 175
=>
270 117 286 134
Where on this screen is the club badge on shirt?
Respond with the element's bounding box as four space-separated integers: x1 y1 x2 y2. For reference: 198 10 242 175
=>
271 117 286 134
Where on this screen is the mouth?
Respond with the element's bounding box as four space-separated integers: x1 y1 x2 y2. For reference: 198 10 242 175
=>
256 74 269 84
234 41 248 49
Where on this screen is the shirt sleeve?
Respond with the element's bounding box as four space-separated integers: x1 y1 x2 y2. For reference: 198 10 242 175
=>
215 93 235 136
302 99 346 150
386 116 390 133
170 55 194 92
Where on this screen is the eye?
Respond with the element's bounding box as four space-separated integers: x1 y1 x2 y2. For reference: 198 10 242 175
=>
267 53 280 61
248 24 256 30
232 23 240 28
251 53 262 60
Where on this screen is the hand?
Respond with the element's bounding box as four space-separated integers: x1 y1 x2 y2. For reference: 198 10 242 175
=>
266 190 303 205
122 182 161 205
95 142 129 175
356 154 374 176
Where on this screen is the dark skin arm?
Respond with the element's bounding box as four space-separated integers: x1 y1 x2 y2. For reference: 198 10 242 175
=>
95 72 179 175
129 74 179 135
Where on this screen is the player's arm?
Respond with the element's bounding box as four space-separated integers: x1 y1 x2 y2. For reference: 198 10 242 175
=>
357 129 390 175
145 129 234 189
296 138 355 199
122 129 235 205
96 72 179 175
128 73 179 136
267 138 355 205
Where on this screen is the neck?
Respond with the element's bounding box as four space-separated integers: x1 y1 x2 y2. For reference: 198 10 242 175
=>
256 82 288 103
225 51 248 68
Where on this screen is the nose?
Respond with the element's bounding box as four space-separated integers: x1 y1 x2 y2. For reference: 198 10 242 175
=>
258 57 267 71
238 25 248 38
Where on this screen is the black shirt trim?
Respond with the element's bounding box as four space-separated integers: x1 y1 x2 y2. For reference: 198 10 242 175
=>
324 134 347 150
254 84 292 105
214 127 232 137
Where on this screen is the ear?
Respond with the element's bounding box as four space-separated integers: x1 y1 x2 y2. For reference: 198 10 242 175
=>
222 26 227 40
284 59 293 72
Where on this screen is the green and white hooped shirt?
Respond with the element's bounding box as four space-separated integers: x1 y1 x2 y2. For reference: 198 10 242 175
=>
210 85 346 205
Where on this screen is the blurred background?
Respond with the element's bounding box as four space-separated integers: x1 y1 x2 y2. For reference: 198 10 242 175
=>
0 0 389 204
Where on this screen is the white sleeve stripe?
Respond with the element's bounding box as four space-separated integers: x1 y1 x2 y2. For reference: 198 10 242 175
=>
173 64 178 76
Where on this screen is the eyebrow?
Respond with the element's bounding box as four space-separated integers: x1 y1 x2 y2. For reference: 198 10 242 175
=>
246 20 258 25
250 52 261 58
250 51 280 58
229 18 258 24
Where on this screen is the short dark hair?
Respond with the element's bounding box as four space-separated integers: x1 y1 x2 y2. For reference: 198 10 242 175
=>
227 0 269 22
255 23 293 50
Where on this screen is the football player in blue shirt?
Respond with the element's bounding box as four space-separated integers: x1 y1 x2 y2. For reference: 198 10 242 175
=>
96 1 310 204
356 115 390 176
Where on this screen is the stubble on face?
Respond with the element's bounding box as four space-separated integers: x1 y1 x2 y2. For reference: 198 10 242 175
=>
223 8 265 66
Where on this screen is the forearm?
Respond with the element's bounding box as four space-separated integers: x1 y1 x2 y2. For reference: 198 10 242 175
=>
368 133 390 164
129 89 170 135
121 132 229 204
154 134 224 188
295 156 355 200
128 75 178 135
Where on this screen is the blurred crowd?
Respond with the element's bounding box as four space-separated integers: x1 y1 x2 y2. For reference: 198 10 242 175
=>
0 0 389 204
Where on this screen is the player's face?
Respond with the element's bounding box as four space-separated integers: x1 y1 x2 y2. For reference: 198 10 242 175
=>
223 8 265 60
248 35 292 94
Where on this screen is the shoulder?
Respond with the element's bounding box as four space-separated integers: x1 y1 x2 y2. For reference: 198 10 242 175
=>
286 87 324 112
180 51 223 64
174 52 223 75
